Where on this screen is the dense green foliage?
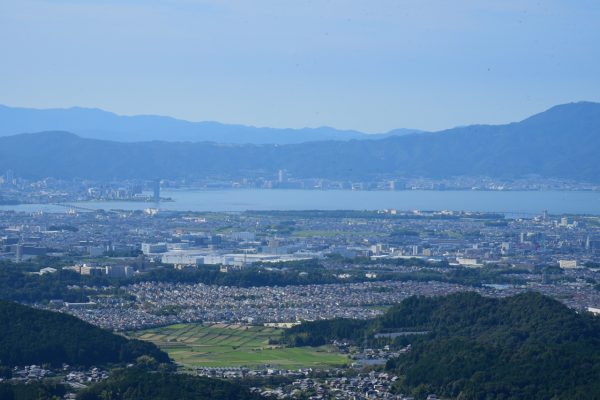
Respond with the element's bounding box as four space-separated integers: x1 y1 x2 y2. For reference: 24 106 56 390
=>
0 301 169 367
133 262 524 289
0 381 66 400
77 367 261 400
285 319 368 346
0 267 106 303
0 259 119 303
288 292 600 399
132 263 341 287
386 293 600 399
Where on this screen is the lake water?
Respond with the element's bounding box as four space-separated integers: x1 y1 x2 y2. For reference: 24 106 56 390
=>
2 189 600 215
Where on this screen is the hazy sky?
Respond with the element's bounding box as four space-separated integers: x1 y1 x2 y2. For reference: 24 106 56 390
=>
1 0 599 132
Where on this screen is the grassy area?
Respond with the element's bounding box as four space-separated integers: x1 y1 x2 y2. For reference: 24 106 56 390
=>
130 323 348 369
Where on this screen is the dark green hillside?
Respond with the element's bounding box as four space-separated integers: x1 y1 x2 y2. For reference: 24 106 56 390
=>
0 381 66 400
286 292 600 399
0 301 169 367
77 367 261 400
286 318 368 347
385 293 600 399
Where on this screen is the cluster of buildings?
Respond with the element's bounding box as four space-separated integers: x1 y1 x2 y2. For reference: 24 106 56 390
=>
1 196 600 399
64 263 135 278
1 205 600 333
59 271 600 332
8 365 53 381
193 368 432 399
227 173 600 192
1 196 599 271
64 280 473 330
256 371 434 400
142 238 316 268
4 364 108 387
0 171 167 204
3 169 600 207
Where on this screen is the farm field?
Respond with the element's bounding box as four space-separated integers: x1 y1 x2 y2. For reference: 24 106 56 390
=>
130 323 348 369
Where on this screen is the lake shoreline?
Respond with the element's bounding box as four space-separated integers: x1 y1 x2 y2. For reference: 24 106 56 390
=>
1 189 599 215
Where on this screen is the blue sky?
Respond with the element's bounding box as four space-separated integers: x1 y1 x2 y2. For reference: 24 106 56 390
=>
1 0 599 132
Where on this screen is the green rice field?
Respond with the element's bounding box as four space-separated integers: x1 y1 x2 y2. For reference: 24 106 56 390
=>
130 323 348 369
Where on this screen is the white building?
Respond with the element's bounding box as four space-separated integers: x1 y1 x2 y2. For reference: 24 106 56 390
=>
141 243 168 254
559 259 578 269
161 251 205 265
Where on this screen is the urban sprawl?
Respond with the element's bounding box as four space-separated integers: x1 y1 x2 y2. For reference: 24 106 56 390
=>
2 173 600 399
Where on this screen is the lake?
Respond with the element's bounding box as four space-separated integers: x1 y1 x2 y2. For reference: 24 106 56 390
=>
1 189 600 215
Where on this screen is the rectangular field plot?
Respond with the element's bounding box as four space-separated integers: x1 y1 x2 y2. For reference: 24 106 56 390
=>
130 323 348 369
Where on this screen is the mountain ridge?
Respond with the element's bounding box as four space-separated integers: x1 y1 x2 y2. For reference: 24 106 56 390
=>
0 101 598 182
0 104 423 144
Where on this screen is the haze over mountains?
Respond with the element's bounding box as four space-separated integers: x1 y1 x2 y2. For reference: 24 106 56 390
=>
0 102 599 182
0 104 422 144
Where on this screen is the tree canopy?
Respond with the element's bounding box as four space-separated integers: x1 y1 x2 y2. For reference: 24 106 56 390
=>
0 301 169 367
287 292 600 399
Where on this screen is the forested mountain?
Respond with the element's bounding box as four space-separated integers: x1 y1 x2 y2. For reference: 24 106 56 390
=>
0 102 598 182
76 367 261 400
286 292 600 399
0 301 169 367
0 104 421 144
0 381 66 400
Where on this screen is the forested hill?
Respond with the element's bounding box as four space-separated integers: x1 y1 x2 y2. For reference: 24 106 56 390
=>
0 102 599 182
0 301 169 367
76 367 261 400
286 292 600 399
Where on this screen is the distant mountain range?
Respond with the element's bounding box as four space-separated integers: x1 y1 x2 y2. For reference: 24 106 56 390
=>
0 104 422 144
0 101 599 182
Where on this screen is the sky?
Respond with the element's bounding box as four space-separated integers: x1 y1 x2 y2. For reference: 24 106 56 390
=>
1 0 599 133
